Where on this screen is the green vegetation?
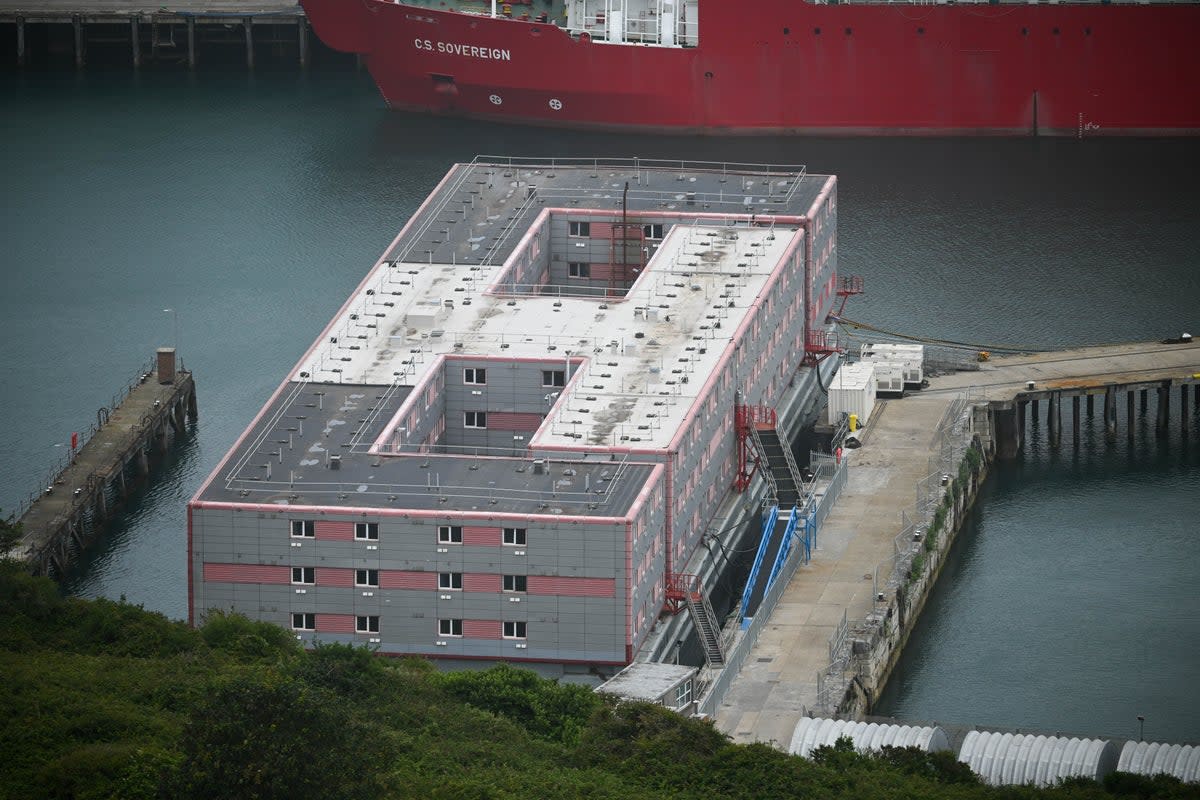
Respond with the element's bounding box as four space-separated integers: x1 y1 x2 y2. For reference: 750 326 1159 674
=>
0 561 1196 800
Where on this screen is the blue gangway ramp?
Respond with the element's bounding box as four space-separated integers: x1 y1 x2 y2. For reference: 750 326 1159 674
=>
740 505 793 624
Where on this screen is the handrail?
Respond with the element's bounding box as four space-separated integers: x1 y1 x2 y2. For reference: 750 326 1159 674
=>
738 504 779 621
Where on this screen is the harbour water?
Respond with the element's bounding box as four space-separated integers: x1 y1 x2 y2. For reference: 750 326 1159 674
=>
2 67 1197 741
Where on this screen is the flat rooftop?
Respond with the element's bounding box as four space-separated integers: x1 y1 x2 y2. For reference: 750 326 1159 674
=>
292 158 831 450
197 381 656 517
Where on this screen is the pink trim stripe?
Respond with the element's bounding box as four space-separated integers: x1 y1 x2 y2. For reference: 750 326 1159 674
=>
317 567 354 587
487 412 544 431
202 563 290 584
317 613 356 634
463 619 501 639
316 520 356 541
380 571 436 590
464 573 501 592
528 576 616 598
463 525 501 546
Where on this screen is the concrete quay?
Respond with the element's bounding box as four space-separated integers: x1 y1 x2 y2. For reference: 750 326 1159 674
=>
714 338 1200 748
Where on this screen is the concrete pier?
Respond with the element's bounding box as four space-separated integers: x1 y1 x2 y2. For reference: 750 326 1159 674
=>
11 350 197 578
715 339 1199 745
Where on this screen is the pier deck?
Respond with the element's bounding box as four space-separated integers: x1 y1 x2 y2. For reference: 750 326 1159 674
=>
714 338 1200 747
14 354 197 577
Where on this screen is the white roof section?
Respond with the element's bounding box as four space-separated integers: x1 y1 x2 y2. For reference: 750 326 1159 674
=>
957 731 1119 787
788 717 951 758
1118 741 1200 783
294 221 800 450
830 361 877 392
596 662 697 702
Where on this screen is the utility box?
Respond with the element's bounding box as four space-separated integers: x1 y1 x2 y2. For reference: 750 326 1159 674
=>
827 361 877 426
157 347 176 384
860 342 924 386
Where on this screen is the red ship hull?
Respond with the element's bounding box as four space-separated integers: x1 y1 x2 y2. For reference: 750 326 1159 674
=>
301 0 1200 135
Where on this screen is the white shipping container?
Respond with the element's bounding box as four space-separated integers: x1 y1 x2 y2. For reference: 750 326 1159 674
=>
860 342 924 386
827 361 877 426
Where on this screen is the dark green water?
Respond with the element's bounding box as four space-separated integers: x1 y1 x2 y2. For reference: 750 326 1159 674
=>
2 69 1197 740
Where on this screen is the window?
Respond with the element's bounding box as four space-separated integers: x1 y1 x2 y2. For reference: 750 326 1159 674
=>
464 411 487 429
503 528 527 546
542 370 565 388
291 566 315 584
290 520 315 538
643 223 665 239
568 220 590 237
674 680 693 708
463 367 486 385
291 612 315 631
568 262 591 278
438 525 463 544
356 615 379 634
355 569 378 587
439 618 463 637
503 574 527 593
503 620 527 639
354 522 378 540
438 572 462 590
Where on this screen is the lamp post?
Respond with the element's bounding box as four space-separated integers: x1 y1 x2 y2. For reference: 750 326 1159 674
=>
162 308 179 352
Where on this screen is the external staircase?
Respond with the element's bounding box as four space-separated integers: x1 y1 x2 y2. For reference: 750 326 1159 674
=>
666 573 725 667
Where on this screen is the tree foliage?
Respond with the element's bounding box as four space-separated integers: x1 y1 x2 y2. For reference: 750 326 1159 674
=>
1 561 1198 800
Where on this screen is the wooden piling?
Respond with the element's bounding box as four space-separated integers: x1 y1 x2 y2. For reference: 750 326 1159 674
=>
1126 389 1135 437
1104 387 1117 440
244 17 254 69
16 16 25 68
1017 399 1027 447
1086 394 1094 416
1048 392 1062 447
298 19 308 67
73 15 84 68
1156 383 1170 438
1140 388 1148 411
1182 385 1190 433
1030 398 1039 425
131 17 140 68
187 17 196 69
1072 396 1080 445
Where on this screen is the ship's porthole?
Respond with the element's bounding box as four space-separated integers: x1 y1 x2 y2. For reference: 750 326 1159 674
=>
548 98 563 111
917 26 925 35
813 27 821 35
1052 26 1060 35
489 94 503 105
1084 26 1092 35
783 27 790 35
844 27 852 35
704 71 713 78
1021 26 1029 36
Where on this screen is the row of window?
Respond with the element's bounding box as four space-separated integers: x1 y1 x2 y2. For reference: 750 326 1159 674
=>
290 614 527 639
567 222 664 239
289 523 527 546
292 571 529 592
462 368 565 387
290 520 378 540
437 526 527 545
